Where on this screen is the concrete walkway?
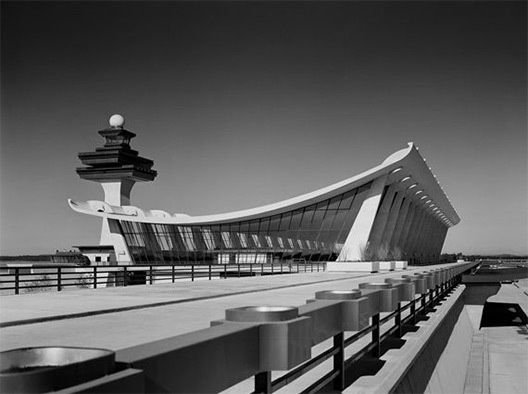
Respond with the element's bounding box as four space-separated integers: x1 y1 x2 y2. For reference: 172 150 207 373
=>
0 265 448 352
464 281 528 394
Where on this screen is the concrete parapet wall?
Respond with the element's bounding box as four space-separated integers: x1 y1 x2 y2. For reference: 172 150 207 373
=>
423 304 474 393
343 285 468 394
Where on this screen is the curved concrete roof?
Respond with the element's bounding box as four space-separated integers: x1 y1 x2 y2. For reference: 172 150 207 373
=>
69 142 460 227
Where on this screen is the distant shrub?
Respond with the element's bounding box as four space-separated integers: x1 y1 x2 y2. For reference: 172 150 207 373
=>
391 246 403 261
375 243 390 261
359 243 376 262
75 273 93 289
24 274 53 293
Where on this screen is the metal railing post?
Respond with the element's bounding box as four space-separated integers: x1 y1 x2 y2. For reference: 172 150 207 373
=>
271 261 274 274
57 267 62 291
250 263 253 276
149 266 153 285
123 266 127 286
333 332 345 390
280 261 283 273
93 266 97 289
191 265 195 281
411 298 416 324
311 262 313 272
429 289 434 308
15 268 19 295
261 263 264 275
396 302 402 337
238 264 241 278
254 371 272 394
372 313 381 358
208 264 212 281
172 265 175 283
224 264 227 279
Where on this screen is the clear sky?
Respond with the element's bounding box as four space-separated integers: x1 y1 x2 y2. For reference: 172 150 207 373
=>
1 1 526 256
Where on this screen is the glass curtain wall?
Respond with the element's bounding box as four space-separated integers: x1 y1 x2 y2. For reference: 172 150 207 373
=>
119 182 372 264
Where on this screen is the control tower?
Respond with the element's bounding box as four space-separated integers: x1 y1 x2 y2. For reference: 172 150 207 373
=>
76 115 157 258
77 114 157 206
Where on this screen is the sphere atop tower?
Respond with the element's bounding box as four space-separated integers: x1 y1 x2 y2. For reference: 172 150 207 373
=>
109 114 125 128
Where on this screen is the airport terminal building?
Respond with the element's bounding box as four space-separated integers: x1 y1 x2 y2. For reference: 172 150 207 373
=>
69 117 460 266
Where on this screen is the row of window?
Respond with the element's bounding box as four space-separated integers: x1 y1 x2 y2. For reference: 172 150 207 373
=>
119 183 372 264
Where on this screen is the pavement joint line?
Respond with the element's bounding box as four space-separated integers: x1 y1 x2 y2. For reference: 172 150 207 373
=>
0 272 386 329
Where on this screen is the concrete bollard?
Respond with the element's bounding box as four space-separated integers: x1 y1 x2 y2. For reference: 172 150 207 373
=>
358 283 399 312
421 272 436 290
436 269 444 284
406 274 428 294
224 306 311 371
299 299 345 345
385 278 415 301
311 290 370 332
429 270 441 287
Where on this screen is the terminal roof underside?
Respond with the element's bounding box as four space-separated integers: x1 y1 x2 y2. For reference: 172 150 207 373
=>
69 143 460 227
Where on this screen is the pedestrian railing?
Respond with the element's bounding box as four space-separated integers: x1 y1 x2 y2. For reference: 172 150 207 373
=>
0 262 325 295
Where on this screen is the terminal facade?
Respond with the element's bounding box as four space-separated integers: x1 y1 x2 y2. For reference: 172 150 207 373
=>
70 116 460 266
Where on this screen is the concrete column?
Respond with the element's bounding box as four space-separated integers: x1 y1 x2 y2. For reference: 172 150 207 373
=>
414 210 431 264
405 207 426 263
432 221 445 257
398 203 416 254
421 218 437 261
432 225 449 258
402 206 421 256
366 185 397 251
428 220 443 261
431 222 448 260
389 197 411 251
415 213 433 263
99 181 136 264
101 180 135 206
380 192 405 248
338 175 388 261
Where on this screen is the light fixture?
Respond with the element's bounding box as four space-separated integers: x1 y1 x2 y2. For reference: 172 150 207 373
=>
399 176 412 182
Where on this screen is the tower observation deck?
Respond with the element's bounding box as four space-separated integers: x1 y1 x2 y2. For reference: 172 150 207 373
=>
76 114 157 206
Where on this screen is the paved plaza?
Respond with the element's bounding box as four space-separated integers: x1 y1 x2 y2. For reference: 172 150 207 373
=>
1 266 445 351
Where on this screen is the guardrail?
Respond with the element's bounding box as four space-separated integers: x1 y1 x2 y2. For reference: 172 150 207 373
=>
0 262 325 295
114 262 478 393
